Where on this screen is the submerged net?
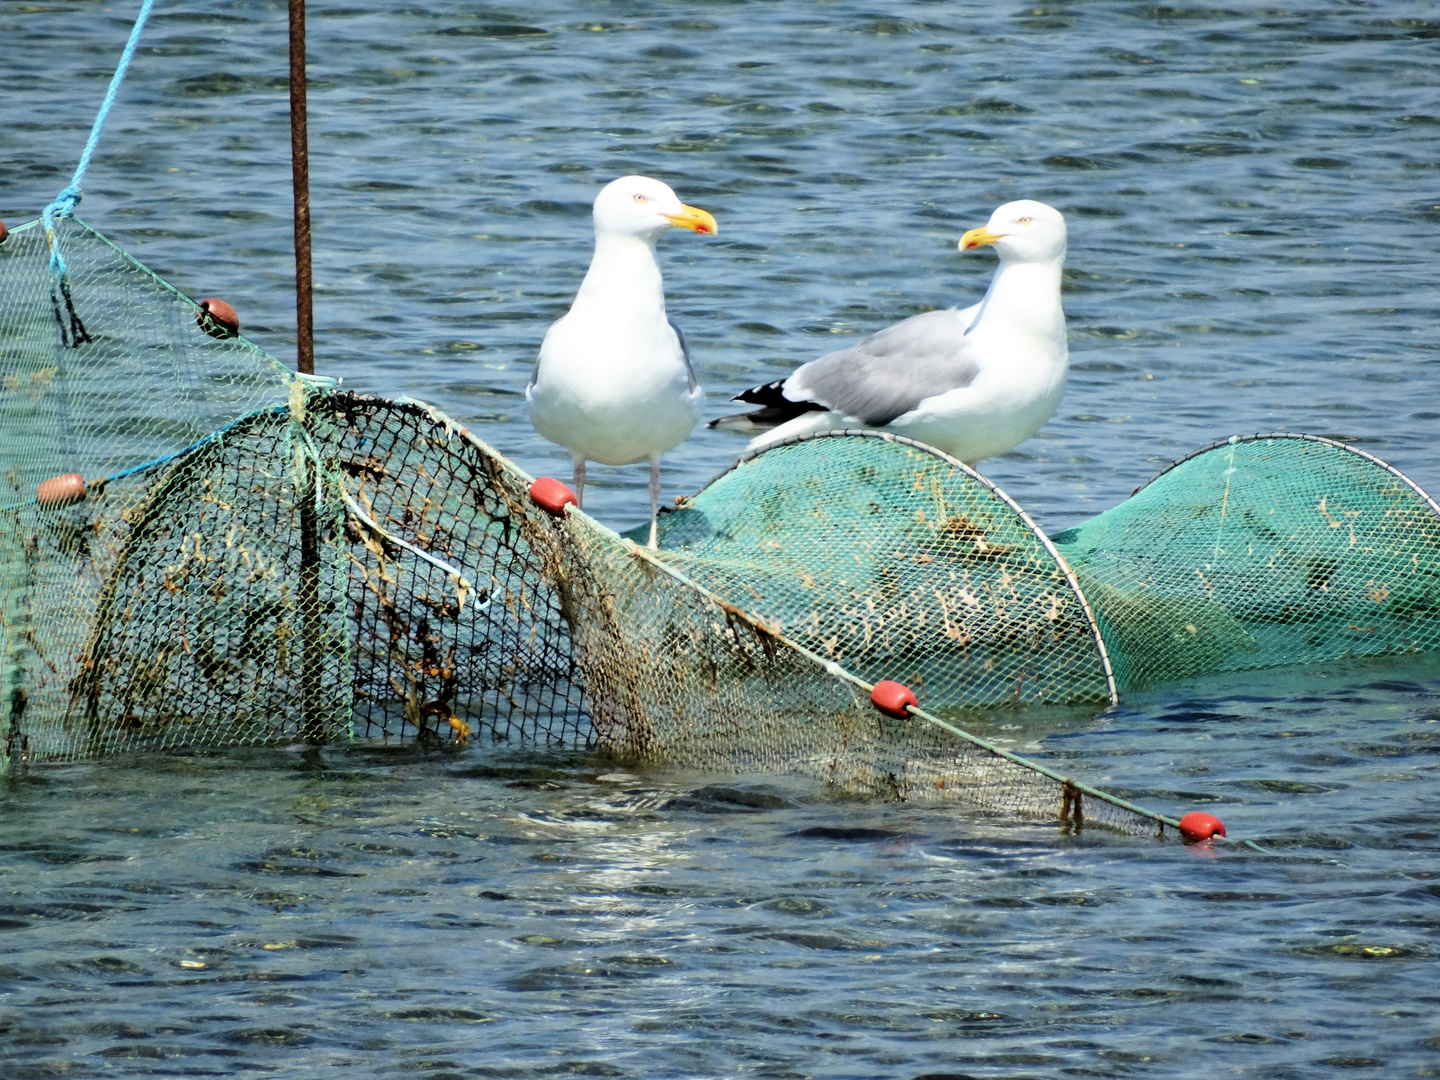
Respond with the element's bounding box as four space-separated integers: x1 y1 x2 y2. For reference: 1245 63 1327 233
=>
640 429 1440 698
1052 435 1440 689
635 432 1116 710
5 216 1440 839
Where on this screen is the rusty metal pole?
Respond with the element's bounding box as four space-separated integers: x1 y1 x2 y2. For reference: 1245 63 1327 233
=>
289 0 315 376
291 0 324 743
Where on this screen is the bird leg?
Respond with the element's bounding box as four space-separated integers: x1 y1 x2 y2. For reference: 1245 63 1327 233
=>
647 455 661 550
572 455 586 509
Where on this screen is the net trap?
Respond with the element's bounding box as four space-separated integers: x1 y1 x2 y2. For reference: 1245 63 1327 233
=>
4 217 1440 849
5 1 1438 847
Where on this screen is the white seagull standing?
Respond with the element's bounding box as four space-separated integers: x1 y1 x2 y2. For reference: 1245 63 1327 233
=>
710 199 1069 466
528 175 717 548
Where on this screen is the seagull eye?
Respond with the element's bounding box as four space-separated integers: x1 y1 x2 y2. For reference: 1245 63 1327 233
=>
1017 216 1033 225
633 194 647 203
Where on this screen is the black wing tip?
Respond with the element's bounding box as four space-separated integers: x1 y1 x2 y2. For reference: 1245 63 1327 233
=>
709 401 828 432
732 379 789 405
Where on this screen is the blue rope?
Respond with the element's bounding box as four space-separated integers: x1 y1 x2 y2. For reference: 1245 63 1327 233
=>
0 403 290 515
43 0 157 347
45 0 158 224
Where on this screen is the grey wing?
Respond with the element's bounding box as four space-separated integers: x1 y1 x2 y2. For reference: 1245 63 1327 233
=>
784 308 981 426
669 318 699 392
528 321 553 395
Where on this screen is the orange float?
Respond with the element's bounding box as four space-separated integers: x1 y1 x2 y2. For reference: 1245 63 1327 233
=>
529 477 578 517
37 472 86 509
870 680 919 719
196 297 240 338
1178 811 1226 842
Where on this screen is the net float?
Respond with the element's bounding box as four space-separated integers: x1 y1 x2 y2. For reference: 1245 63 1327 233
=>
530 476 578 516
1178 811 1226 842
870 680 918 719
37 472 86 509
0 219 8 245
196 297 240 339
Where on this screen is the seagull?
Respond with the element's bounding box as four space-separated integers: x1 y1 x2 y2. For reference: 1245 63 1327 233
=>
709 199 1068 466
527 175 717 548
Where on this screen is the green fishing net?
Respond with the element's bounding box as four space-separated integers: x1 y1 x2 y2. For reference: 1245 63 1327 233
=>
4 215 1438 838
651 429 1440 700
634 432 1115 709
1052 435 1440 689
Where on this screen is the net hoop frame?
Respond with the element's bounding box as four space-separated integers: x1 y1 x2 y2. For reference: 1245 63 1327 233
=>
697 428 1120 707
1134 433 1440 520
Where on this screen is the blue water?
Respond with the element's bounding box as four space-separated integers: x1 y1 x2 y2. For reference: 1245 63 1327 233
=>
3 1 1439 1076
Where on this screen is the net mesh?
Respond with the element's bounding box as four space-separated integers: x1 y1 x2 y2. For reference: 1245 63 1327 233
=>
632 432 1116 710
1052 435 1440 690
7 217 1439 838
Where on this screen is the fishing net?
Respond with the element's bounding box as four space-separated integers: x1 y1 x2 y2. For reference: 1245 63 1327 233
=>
633 432 1116 710
5 215 1439 840
1052 435 1440 689
0 215 1168 836
644 428 1440 700
0 216 298 759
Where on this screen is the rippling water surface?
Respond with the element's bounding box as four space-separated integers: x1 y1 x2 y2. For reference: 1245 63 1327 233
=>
3 2 1440 1076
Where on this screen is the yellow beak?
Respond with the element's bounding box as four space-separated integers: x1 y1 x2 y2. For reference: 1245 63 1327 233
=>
960 226 1004 250
664 204 719 235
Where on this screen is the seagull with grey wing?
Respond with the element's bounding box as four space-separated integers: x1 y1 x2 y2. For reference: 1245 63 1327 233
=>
709 200 1068 466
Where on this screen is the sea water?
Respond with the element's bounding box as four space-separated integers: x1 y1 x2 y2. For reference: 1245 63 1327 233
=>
2 2 1438 1076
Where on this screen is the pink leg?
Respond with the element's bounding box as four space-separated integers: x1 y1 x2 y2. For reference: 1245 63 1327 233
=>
572 455 586 510
647 455 661 550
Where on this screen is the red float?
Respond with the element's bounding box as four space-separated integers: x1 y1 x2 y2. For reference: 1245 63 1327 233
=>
529 477 578 517
196 297 240 338
0 219 8 245
870 680 918 719
1178 811 1226 842
36 473 86 509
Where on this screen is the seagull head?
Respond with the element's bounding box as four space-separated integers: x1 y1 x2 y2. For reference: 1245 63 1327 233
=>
593 175 718 244
959 200 1066 264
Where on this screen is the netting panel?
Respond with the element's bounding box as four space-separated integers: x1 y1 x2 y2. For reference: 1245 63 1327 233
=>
1 217 297 765
66 408 351 756
0 218 292 490
551 508 1157 833
20 393 594 759
1054 435 1440 689
641 432 1115 709
322 396 591 748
